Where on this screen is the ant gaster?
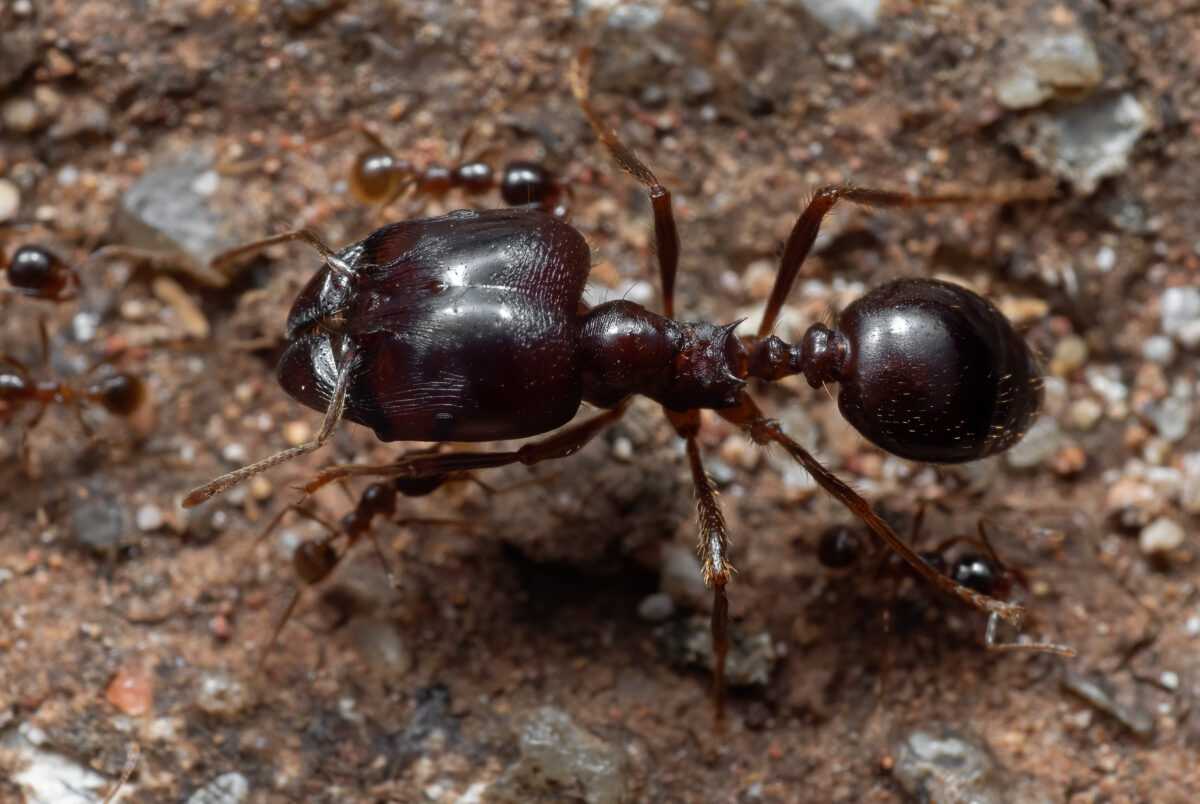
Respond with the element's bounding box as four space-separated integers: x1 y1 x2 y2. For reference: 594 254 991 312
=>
5 244 80 302
184 50 1056 719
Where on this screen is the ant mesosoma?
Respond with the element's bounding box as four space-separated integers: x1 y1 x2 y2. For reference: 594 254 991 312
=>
349 124 572 218
816 513 1073 656
183 49 1063 720
4 243 80 302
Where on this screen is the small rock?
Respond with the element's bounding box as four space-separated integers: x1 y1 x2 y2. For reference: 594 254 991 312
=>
70 492 129 556
682 67 715 104
1139 517 1185 556
1066 397 1103 431
195 672 251 718
797 0 880 37
0 178 19 222
1061 670 1155 737
105 662 154 716
658 544 708 611
1161 286 1200 349
995 29 1103 110
1011 92 1150 195
0 27 40 89
490 707 635 804
186 772 250 804
1148 396 1192 443
1050 335 1088 376
1142 335 1176 365
890 724 1052 804
1181 453 1200 515
637 592 675 622
281 0 345 26
2 97 39 132
1005 416 1063 469
655 616 777 687
283 420 312 447
135 504 164 532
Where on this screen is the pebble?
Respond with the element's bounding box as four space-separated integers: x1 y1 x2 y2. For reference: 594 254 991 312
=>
283 420 312 447
1148 396 1192 443
1061 670 1154 737
1161 286 1200 349
995 29 1102 110
0 178 19 222
1050 335 1088 376
637 592 675 622
222 443 248 463
655 616 777 686
1139 517 1185 556
2 96 39 132
1181 453 1200 515
797 0 880 36
70 492 129 555
186 772 250 804
105 662 154 716
281 0 344 27
135 504 164 532
1013 93 1150 195
1005 416 1063 469
890 724 1050 804
1142 335 1176 365
195 672 252 717
1066 397 1103 431
490 707 635 804
658 544 709 612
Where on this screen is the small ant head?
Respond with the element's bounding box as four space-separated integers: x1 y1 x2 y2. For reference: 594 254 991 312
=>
90 373 146 416
950 552 1005 597
350 150 412 205
6 244 78 301
293 540 339 585
817 524 862 569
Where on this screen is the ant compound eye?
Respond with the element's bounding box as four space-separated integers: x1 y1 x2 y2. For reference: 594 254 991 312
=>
350 150 407 204
95 374 146 416
832 278 1042 464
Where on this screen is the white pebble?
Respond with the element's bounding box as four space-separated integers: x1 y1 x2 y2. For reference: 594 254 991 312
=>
1139 517 1185 555
222 443 248 463
0 178 19 222
136 504 164 531
1142 335 1176 365
1162 286 1200 347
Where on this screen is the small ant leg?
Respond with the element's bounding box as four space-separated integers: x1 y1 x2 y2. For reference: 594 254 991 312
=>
755 183 1053 338
183 343 358 507
665 408 732 723
718 392 1029 630
209 228 353 278
984 612 1075 657
570 47 680 318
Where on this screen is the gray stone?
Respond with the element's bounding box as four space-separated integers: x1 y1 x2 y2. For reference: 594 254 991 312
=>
1148 396 1192 443
195 672 252 718
1161 286 1200 349
1061 670 1155 737
1005 416 1063 469
1011 93 1150 194
996 29 1102 110
655 616 777 687
636 592 675 622
491 707 635 804
186 772 250 804
658 543 709 612
0 27 39 89
892 724 1053 804
796 0 880 36
69 492 129 556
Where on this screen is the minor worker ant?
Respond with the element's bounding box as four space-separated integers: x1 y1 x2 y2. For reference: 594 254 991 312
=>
815 512 1073 656
1 325 146 467
182 49 1066 720
349 123 572 217
4 243 80 302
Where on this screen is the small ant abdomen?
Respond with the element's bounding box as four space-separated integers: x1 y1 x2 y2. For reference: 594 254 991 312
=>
294 541 339 585
89 374 146 416
500 161 553 206
825 278 1041 464
454 161 494 193
6 244 78 301
950 553 1002 596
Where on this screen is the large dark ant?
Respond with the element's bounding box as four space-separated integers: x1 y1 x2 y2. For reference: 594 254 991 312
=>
816 513 1073 656
182 50 1061 719
349 124 572 218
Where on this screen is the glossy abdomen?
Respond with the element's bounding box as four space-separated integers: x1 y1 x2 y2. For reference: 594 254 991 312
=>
278 209 592 442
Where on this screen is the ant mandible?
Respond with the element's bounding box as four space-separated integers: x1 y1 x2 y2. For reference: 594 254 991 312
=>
183 49 1055 719
349 123 572 218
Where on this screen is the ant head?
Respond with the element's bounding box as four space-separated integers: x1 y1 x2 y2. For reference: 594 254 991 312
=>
350 149 413 206
293 540 338 585
91 373 146 416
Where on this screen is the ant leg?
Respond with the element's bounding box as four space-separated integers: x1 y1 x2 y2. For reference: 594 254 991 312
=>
756 182 1054 338
984 612 1075 656
570 48 680 318
300 402 629 494
664 408 732 723
716 392 1030 630
182 343 358 507
209 228 353 278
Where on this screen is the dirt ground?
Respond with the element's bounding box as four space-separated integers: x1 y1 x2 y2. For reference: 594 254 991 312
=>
2 1 1198 802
